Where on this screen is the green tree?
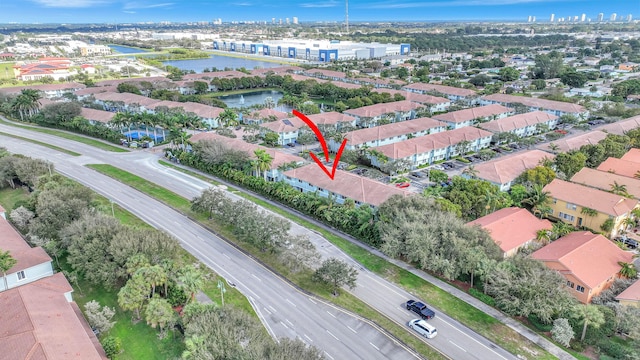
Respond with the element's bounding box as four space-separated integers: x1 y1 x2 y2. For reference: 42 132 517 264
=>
551 318 574 347
0 249 16 291
532 79 547 90
263 132 279 147
178 265 205 304
218 108 238 128
532 52 564 79
117 276 149 321
571 304 605 342
498 67 520 82
253 149 274 181
135 265 168 297
554 152 587 179
516 166 556 189
560 68 588 88
618 262 638 279
145 296 176 335
312 258 358 296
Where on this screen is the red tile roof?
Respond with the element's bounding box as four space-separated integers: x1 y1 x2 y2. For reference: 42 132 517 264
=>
307 68 347 79
621 148 640 164
536 130 607 153
0 218 52 274
478 111 557 133
482 94 586 114
571 167 640 200
0 273 106 360
0 83 86 96
245 108 290 121
597 158 640 179
80 108 115 124
374 127 493 160
598 115 640 135
92 92 160 107
250 66 303 76
532 231 632 289
183 70 248 81
189 133 304 169
344 117 446 146
146 101 224 119
283 164 410 207
473 150 555 185
402 83 477 97
615 280 640 302
434 104 513 124
543 179 638 217
343 100 424 118
468 207 552 254
260 117 306 133
305 112 356 126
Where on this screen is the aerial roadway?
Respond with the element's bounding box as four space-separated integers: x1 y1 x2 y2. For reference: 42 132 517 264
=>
0 122 518 360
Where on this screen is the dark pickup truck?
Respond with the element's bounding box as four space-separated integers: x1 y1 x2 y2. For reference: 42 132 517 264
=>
406 299 436 320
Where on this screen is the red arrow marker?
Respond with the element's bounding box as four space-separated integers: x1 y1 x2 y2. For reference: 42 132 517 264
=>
293 110 348 180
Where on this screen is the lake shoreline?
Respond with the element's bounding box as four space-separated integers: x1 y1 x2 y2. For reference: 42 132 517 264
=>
205 49 308 65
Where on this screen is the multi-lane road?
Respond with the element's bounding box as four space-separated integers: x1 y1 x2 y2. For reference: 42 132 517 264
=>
0 122 520 360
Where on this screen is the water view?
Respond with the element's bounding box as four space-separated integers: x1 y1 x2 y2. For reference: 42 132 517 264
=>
218 90 292 112
162 54 285 73
108 44 149 54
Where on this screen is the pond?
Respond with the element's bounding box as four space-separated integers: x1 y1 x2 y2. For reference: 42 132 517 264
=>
108 45 149 54
217 90 291 112
162 54 285 73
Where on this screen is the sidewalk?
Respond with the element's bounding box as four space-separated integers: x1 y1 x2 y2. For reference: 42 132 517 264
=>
165 158 576 360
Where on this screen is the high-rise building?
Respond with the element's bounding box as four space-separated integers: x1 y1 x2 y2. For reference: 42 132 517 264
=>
627 14 633 22
549 13 555 22
286 17 290 24
279 18 282 25
527 15 532 22
272 17 275 24
597 13 604 22
293 17 298 24
573 15 579 22
610 13 617 21
580 13 586 22
532 16 536 22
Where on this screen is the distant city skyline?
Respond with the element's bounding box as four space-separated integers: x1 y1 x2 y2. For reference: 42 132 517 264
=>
0 0 636 24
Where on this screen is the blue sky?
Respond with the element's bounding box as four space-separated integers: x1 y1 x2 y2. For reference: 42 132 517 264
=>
0 0 636 24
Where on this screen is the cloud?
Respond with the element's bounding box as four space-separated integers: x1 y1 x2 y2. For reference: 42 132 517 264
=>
300 0 339 7
31 0 108 7
365 0 565 9
232 2 252 6
123 10 136 13
123 1 174 9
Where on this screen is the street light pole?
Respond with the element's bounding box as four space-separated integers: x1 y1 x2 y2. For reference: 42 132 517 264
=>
217 279 226 306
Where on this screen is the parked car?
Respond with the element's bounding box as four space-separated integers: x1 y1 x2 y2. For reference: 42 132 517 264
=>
406 299 435 320
395 182 411 188
286 143 296 147
614 236 639 249
408 319 438 339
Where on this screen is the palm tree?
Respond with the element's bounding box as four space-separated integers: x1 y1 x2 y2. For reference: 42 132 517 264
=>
571 304 605 342
522 184 551 219
621 217 636 232
618 261 638 279
0 249 17 291
580 207 598 229
552 221 575 239
610 181 629 197
178 265 205 304
536 229 552 244
218 108 238 128
136 265 167 297
462 165 478 179
253 149 273 181
634 170 640 180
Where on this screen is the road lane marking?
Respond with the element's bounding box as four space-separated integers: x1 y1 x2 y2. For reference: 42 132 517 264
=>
250 296 276 339
449 340 467 352
326 310 337 318
280 321 289 329
324 352 334 360
326 330 339 341
223 253 231 259
308 297 317 304
251 273 261 281
347 325 357 333
286 319 294 327
263 307 272 315
438 317 507 360
369 342 380 351
268 305 277 313
304 334 313 342
286 298 296 307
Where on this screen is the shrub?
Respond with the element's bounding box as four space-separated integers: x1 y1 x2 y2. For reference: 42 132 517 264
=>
166 284 189 307
101 336 122 359
528 314 553 332
469 288 496 306
596 339 637 360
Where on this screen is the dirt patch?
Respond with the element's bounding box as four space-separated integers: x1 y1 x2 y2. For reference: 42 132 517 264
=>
581 346 598 360
449 278 471 292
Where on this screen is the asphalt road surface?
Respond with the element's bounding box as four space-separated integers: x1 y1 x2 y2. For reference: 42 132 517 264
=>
0 123 519 360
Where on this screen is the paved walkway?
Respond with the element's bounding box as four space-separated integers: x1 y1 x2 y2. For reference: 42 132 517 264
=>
166 159 575 360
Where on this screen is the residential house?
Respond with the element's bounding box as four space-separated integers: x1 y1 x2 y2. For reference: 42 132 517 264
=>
571 167 640 200
189 133 305 181
621 148 640 163
468 207 553 257
478 111 559 139
79 44 112 56
537 130 607 153
369 127 493 168
330 117 446 152
470 150 555 191
282 163 410 207
0 83 86 99
532 231 633 303
13 57 73 81
597 158 640 179
351 76 406 89
92 92 160 112
259 117 306 146
543 179 638 237
304 68 347 82
305 112 357 132
80 108 115 125
343 100 425 128
598 115 640 135
0 216 107 359
618 62 638 71
74 85 118 100
371 88 451 113
402 83 477 103
250 66 303 76
433 104 514 129
480 93 588 118
146 101 225 128
615 280 640 307
242 108 290 125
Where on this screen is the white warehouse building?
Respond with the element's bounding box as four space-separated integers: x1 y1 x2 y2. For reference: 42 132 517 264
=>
212 38 410 62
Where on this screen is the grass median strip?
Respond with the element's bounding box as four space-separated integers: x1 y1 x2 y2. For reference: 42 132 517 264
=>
0 131 82 156
88 163 446 360
0 118 128 152
156 161 558 360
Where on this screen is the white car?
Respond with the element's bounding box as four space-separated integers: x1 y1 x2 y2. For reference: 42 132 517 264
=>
408 318 438 339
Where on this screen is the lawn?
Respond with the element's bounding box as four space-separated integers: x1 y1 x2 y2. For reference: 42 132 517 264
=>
0 62 15 81
0 117 128 152
0 187 30 211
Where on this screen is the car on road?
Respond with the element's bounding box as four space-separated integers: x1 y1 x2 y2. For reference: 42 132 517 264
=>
395 182 411 188
406 299 435 320
408 319 438 339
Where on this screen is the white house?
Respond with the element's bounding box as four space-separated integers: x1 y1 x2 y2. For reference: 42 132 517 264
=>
478 111 559 139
